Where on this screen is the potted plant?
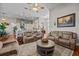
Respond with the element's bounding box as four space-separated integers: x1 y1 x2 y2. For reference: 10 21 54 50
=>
0 23 7 37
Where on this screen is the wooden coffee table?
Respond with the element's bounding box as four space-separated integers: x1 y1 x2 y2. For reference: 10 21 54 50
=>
37 39 55 56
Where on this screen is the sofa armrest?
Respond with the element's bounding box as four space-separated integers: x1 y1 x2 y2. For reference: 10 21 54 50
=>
70 39 76 44
23 36 27 43
23 36 26 40
69 38 76 50
0 41 3 49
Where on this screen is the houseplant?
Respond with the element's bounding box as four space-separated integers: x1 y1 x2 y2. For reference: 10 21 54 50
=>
0 23 7 37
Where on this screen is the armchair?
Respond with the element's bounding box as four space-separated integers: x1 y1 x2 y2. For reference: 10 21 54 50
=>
23 32 35 44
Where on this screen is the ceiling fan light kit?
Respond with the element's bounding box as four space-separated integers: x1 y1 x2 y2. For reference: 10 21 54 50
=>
25 3 45 12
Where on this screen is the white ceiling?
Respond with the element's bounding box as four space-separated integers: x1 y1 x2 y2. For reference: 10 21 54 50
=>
43 3 60 10
0 3 60 20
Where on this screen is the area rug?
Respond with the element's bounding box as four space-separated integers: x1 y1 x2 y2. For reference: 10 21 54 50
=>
16 41 73 56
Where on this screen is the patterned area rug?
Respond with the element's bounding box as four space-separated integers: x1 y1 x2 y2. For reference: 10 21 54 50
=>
16 42 73 56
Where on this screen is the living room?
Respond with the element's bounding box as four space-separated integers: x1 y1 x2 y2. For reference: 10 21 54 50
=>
0 3 79 56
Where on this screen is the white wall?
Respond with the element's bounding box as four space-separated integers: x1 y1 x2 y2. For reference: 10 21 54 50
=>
49 4 79 42
5 18 16 34
38 15 49 32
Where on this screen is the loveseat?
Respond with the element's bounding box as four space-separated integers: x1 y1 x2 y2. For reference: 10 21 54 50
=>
48 31 77 50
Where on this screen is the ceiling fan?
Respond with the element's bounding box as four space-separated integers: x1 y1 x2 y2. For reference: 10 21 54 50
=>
24 3 45 12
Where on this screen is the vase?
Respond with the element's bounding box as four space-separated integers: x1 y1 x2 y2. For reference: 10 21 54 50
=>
41 38 48 43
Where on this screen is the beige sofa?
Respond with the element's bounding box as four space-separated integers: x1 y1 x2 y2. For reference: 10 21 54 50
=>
23 31 43 44
48 31 77 50
0 35 19 56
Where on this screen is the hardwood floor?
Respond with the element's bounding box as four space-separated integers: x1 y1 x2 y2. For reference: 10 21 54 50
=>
73 46 79 56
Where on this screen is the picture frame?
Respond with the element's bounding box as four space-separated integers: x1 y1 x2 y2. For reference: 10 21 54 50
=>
57 13 75 27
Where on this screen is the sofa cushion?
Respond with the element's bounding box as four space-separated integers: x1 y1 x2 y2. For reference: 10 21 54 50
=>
35 32 43 38
62 32 72 35
50 31 58 38
26 33 32 37
59 38 69 45
63 34 72 40
36 33 41 36
48 36 55 41
25 36 34 39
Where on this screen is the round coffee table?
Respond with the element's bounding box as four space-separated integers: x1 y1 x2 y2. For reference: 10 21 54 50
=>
37 39 55 56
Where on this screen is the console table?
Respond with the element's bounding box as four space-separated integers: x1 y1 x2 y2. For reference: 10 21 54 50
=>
37 39 55 56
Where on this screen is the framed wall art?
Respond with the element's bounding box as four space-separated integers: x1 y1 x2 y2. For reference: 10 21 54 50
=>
57 13 75 27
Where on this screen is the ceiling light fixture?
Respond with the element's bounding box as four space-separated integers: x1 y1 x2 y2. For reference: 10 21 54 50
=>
25 3 45 12
32 3 39 12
